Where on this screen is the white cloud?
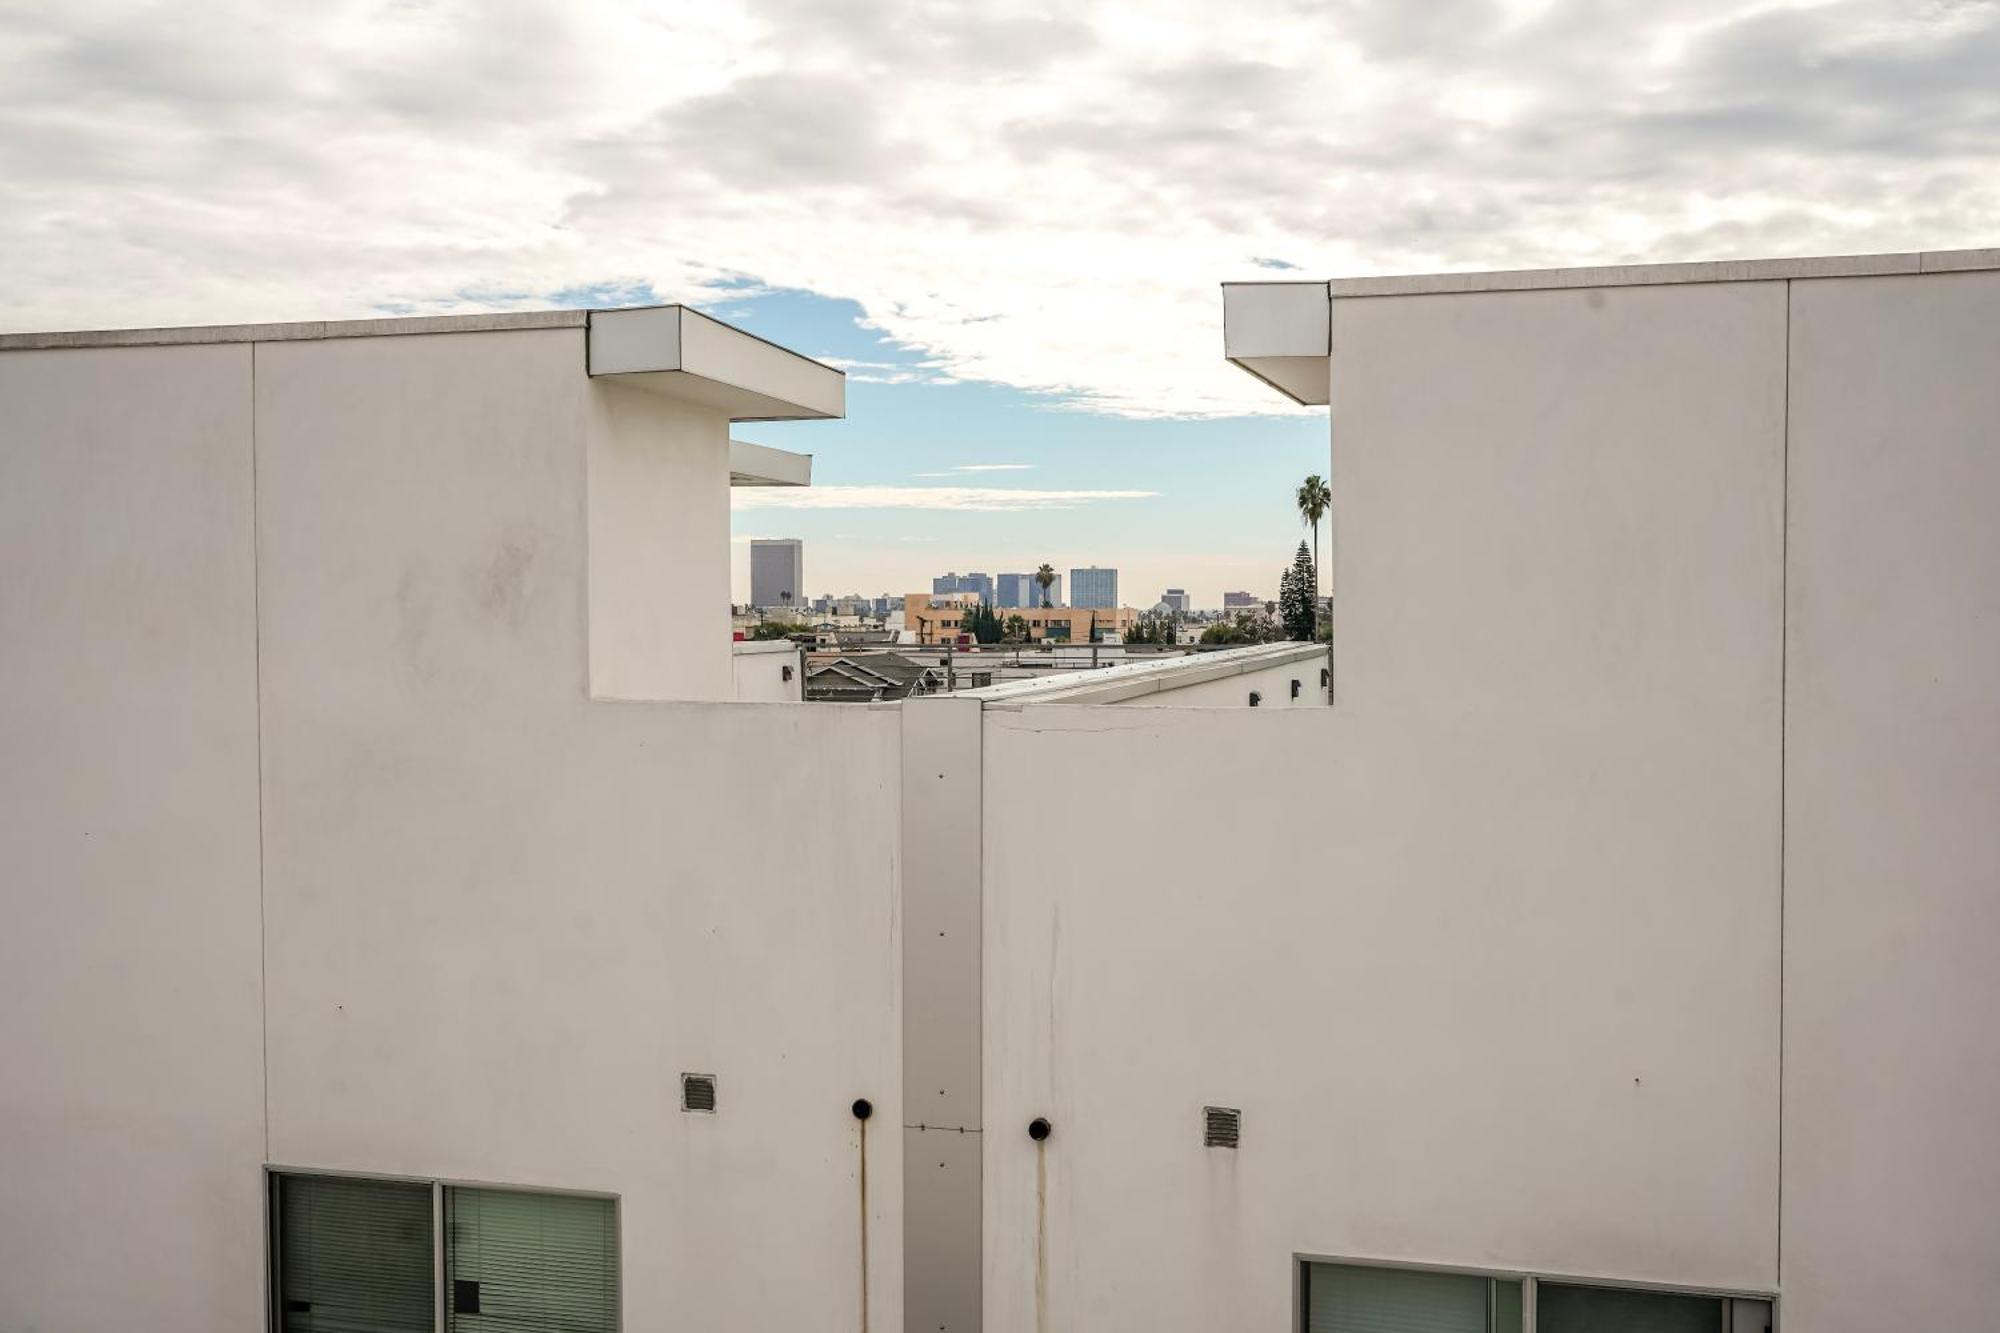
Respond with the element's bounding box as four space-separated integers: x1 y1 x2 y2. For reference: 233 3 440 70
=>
3 1 1998 417
731 484 1158 512
913 463 1037 476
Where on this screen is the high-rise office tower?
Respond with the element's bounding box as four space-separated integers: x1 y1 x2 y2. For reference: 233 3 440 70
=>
932 571 995 603
750 539 805 610
1070 566 1118 609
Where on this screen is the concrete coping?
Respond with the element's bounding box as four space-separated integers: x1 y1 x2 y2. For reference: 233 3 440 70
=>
0 308 591 350
0 303 847 423
1316 245 2000 299
959 640 1329 708
731 639 802 657
1220 245 2000 309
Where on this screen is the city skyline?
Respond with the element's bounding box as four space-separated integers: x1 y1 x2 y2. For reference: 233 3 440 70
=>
723 287 1325 608
738 544 1248 613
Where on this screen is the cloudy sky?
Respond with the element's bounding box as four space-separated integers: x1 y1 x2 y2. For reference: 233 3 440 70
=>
4 0 1996 603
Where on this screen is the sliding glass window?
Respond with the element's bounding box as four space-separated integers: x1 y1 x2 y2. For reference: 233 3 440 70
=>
272 1174 435 1333
1301 1260 1773 1333
446 1187 619 1332
269 1172 618 1333
1303 1262 1523 1333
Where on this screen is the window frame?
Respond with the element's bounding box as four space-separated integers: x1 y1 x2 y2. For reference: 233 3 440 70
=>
265 1165 623 1333
1293 1251 1778 1333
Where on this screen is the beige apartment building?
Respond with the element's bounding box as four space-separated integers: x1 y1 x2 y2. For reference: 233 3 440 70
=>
904 593 1139 644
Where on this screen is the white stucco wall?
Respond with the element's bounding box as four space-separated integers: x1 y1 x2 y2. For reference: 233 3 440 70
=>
0 345 268 1330
2 328 902 1332
733 640 805 701
588 381 734 701
255 327 903 1331
1781 270 2000 1331
1104 655 1325 707
984 279 1788 1330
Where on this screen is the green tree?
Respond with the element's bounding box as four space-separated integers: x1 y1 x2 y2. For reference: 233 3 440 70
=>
1034 563 1056 608
1279 541 1317 641
750 620 810 641
1002 613 1030 643
1200 611 1280 646
964 601 1003 644
1127 610 1175 645
1296 473 1330 632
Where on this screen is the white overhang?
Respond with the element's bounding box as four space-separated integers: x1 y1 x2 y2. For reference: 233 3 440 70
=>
1221 248 2000 407
1221 281 1331 405
729 439 813 488
588 305 845 422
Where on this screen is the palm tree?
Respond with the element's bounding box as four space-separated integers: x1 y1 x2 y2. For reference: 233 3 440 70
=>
1035 562 1056 609
1295 474 1330 629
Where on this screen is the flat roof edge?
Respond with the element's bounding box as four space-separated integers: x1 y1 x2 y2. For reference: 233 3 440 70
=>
1322 246 2000 299
0 309 590 352
729 439 814 487
965 641 1329 707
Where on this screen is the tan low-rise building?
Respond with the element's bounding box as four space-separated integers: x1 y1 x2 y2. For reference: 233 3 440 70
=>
904 594 1139 644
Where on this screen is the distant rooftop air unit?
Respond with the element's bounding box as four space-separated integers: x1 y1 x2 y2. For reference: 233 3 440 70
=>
1203 1106 1241 1148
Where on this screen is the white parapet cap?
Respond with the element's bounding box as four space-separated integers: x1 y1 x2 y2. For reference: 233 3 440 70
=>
1221 281 1330 405
728 439 813 488
588 305 843 421
0 302 846 423
958 640 1329 708
731 639 801 657
1223 245 2000 407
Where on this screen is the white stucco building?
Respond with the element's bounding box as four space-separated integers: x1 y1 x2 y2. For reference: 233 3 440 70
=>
4 246 1998 1333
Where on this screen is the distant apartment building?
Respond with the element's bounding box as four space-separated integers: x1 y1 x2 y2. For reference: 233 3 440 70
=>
1069 565 1118 609
1160 588 1190 613
905 594 1136 645
933 571 994 603
1222 590 1261 611
750 538 804 610
995 572 1064 608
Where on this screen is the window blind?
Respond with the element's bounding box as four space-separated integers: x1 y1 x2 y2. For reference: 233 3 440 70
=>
446 1187 619 1333
1537 1282 1724 1333
1304 1263 1495 1333
275 1174 435 1333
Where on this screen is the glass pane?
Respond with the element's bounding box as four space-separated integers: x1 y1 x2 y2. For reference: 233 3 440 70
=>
1304 1262 1489 1333
276 1174 434 1333
1538 1281 1724 1333
446 1186 619 1333
1493 1279 1523 1333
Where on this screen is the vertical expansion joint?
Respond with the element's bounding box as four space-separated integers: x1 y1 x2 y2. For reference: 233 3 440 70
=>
901 697 985 1331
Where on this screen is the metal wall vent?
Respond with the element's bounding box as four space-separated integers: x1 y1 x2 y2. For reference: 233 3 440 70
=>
1203 1105 1241 1148
682 1073 717 1113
